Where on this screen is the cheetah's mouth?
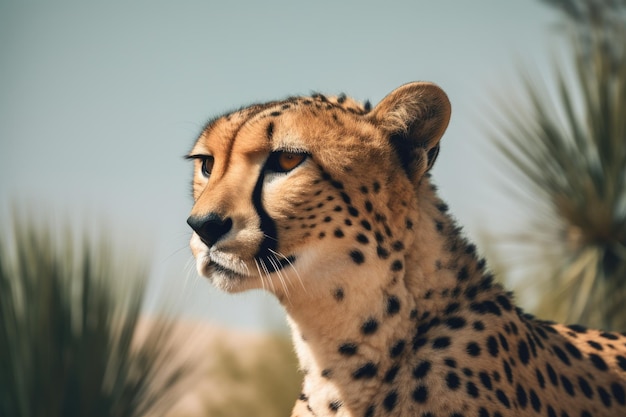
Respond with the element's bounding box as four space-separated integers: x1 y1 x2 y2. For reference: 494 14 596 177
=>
207 254 296 279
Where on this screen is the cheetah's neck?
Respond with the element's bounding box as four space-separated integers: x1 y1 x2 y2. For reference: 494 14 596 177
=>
284 179 511 416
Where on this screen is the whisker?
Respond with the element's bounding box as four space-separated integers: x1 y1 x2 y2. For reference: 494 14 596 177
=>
269 248 305 293
259 258 276 294
254 259 266 292
267 254 290 302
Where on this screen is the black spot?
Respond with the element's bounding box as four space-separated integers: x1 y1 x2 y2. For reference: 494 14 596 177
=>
441 359 455 369
338 343 358 356
348 206 359 217
588 340 603 350
339 192 351 205
496 295 513 311
496 389 510 408
377 246 390 259
589 353 609 371
567 324 588 333
502 359 513 383
617 355 626 371
600 331 619 340
466 342 481 356
360 220 372 230
328 400 341 412
359 185 368 194
470 301 502 316
535 368 545 388
446 372 461 389
432 337 451 349
479 371 492 390
611 382 625 405
352 362 378 379
466 381 479 398
390 340 406 358
321 369 332 378
435 221 444 232
391 260 403 271
464 285 478 300
444 302 460 315
563 342 582 360
326 179 343 191
547 405 557 417
561 375 575 396
373 181 381 193
578 376 593 398
361 318 378 335
383 391 397 411
364 200 373 212
405 218 413 229
391 240 404 251
552 345 571 366
413 360 432 379
364 405 375 417
412 336 427 351
487 336 499 357
266 122 274 139
350 250 365 264
356 233 369 244
334 228 345 238
518 340 530 365
457 266 469 281
446 316 466 329
529 389 541 411
498 333 509 351
598 385 612 407
516 384 527 408
478 408 489 417
412 385 428 403
473 321 485 331
383 365 400 383
437 202 449 212
386 296 401 315
334 288 344 301
476 258 486 270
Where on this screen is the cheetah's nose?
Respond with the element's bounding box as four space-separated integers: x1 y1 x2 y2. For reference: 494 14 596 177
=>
187 213 233 247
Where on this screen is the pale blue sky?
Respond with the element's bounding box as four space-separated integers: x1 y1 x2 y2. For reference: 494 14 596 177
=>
0 1 561 330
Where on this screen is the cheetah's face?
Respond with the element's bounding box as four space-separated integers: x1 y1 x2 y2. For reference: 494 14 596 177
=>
186 82 450 295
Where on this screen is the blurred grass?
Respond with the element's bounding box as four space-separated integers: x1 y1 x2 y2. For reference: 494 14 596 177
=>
0 216 196 417
488 0 626 330
0 213 302 417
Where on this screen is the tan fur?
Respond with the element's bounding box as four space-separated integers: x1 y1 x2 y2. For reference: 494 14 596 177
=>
187 82 626 416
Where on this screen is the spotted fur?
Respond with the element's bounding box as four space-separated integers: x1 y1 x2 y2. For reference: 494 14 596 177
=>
186 82 626 417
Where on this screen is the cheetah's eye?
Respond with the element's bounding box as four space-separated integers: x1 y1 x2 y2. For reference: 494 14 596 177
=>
266 151 308 173
200 156 215 178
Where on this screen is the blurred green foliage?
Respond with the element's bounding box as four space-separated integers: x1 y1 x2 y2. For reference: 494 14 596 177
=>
490 0 626 330
0 213 303 417
0 217 196 417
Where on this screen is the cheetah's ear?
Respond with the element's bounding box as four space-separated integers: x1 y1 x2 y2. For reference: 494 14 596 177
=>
368 82 451 182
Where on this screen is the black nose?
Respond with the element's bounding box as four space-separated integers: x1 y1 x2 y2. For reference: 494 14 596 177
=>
187 213 233 247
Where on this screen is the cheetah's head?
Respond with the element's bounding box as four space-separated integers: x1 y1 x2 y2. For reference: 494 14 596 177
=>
186 82 450 296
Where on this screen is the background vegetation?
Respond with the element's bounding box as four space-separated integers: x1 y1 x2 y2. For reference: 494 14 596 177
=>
0 215 300 417
489 0 626 330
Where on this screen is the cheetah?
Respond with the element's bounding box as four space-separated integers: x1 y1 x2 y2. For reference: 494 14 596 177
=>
186 82 626 417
